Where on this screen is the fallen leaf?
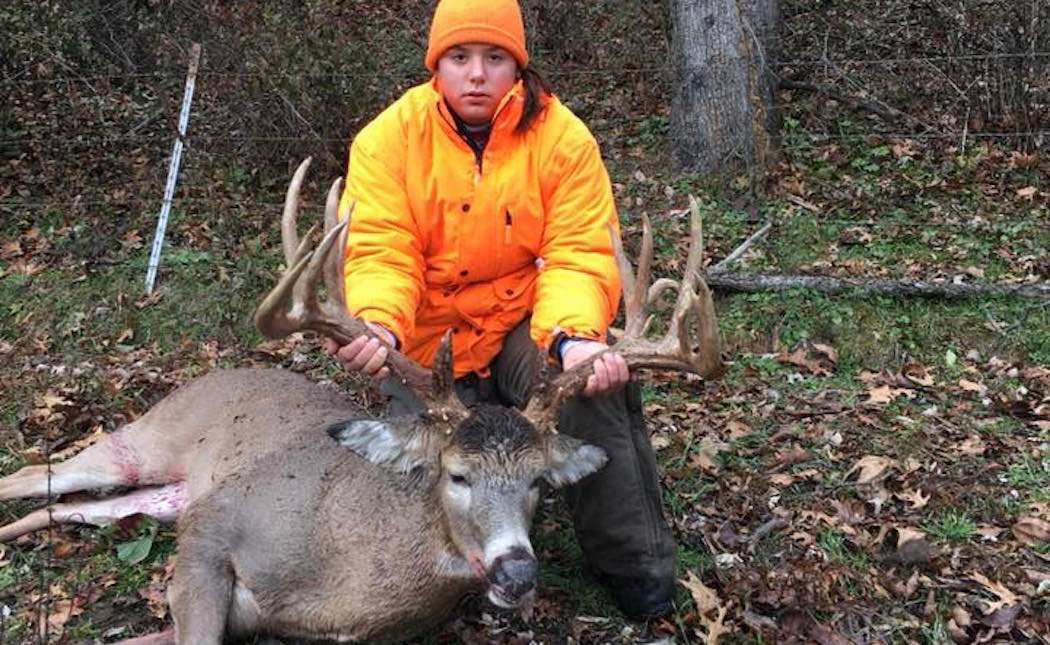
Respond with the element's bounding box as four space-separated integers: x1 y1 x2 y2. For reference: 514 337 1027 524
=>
866 384 914 404
725 419 752 440
46 597 84 631
858 370 882 385
848 455 894 484
970 572 1019 614
741 609 777 631
831 498 866 526
650 434 671 451
773 445 811 470
975 526 1003 542
689 439 728 474
903 361 935 387
1012 516 1050 547
679 571 728 643
812 343 838 364
0 239 22 259
959 379 988 394
774 347 831 376
1016 185 1037 199
1021 366 1050 380
51 426 107 462
893 527 937 564
809 622 851 645
951 605 972 627
981 603 1021 630
895 488 931 509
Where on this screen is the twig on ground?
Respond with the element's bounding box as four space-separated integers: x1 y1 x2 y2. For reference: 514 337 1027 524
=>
749 518 789 544
711 221 774 273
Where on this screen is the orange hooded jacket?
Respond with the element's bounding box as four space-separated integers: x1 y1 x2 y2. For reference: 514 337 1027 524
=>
338 78 621 378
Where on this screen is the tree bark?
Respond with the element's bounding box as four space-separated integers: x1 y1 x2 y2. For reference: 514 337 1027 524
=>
705 271 1050 300
670 0 780 176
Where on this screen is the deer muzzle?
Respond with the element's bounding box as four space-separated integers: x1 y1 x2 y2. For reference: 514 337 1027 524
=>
485 546 538 607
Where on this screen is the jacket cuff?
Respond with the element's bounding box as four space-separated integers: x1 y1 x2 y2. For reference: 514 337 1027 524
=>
549 333 596 367
354 308 405 349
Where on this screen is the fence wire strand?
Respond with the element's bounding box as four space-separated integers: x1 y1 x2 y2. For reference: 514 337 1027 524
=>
3 50 1049 86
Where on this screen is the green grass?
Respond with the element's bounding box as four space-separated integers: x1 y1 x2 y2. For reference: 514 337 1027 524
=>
817 529 871 569
1005 455 1050 505
713 289 1050 370
925 509 978 544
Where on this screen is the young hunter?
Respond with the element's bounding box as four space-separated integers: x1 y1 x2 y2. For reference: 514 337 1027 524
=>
324 0 676 620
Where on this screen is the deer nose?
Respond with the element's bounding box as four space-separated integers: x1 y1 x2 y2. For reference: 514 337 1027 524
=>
487 547 538 599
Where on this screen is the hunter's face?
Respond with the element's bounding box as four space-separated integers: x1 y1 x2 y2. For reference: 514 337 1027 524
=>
436 43 518 125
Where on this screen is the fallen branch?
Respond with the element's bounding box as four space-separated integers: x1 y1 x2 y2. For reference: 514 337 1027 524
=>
704 272 1050 300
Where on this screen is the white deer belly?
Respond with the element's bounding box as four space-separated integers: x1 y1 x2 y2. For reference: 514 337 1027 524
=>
227 580 263 636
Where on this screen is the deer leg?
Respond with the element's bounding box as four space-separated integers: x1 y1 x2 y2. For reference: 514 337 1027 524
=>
0 483 187 541
0 425 175 501
168 528 234 645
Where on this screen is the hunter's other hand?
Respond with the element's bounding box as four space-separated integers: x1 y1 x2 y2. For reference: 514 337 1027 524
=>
561 340 629 397
323 322 395 380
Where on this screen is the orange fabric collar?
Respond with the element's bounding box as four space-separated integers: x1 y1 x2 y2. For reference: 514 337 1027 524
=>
430 78 532 150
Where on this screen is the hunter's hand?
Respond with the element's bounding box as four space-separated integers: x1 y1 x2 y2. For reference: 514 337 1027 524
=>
561 340 629 397
323 322 395 380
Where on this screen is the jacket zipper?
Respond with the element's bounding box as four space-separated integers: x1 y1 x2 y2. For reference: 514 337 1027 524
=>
504 210 512 244
437 95 515 181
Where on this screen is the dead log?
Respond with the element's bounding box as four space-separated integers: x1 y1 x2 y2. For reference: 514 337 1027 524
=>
704 271 1050 300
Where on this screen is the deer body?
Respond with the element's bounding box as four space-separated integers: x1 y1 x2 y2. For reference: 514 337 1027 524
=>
2 368 497 642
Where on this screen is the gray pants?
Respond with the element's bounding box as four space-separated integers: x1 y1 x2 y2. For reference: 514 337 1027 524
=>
382 320 675 581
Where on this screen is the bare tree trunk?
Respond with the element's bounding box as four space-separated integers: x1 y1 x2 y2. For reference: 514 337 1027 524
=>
670 0 780 177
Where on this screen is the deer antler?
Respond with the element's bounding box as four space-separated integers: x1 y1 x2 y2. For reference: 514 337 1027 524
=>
524 196 724 430
254 158 468 426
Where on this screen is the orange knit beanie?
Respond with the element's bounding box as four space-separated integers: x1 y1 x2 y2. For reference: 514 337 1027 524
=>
424 0 529 72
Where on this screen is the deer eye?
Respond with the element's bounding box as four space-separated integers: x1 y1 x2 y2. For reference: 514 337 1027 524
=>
529 477 541 490
449 473 471 487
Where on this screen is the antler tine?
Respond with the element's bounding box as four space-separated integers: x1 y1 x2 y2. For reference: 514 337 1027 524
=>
614 214 656 338
254 249 314 338
322 178 348 302
426 330 471 429
523 197 725 430
258 159 469 415
658 196 723 376
521 348 568 434
282 158 315 267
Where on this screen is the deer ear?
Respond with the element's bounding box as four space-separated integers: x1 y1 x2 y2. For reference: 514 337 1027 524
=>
543 435 608 488
327 418 437 472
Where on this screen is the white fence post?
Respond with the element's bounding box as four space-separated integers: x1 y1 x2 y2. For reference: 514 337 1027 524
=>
145 42 202 294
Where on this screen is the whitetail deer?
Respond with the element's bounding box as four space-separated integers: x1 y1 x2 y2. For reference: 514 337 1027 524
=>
0 159 723 644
